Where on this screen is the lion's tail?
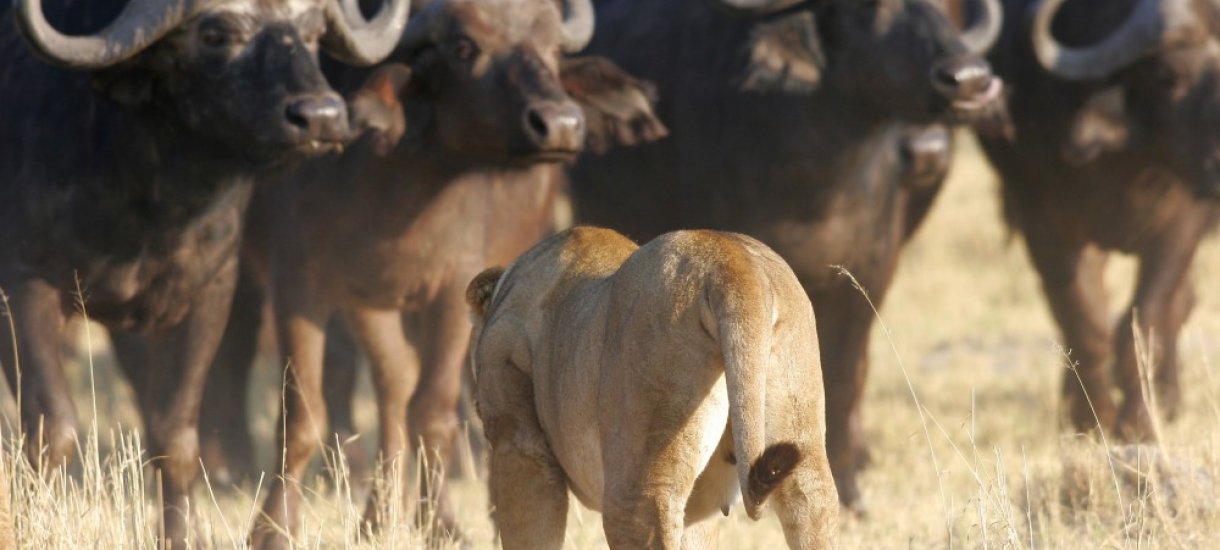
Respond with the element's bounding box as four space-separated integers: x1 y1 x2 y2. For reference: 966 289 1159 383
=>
709 260 803 521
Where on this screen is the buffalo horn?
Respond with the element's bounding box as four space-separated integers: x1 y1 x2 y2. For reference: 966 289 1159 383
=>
1032 0 1190 81
323 0 413 66
959 0 1002 54
708 0 806 16
16 0 193 69
557 0 595 52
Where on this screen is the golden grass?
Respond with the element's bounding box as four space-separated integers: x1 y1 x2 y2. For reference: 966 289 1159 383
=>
5 132 1220 548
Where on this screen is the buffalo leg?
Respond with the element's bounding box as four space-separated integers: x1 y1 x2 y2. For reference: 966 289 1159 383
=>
344 308 420 530
1159 281 1195 420
408 288 468 536
0 279 77 471
1114 227 1203 440
253 294 331 550
1022 230 1116 434
198 266 263 486
138 257 239 547
813 282 877 515
108 330 151 405
322 317 368 484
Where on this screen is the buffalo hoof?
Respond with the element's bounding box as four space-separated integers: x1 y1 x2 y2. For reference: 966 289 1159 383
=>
854 443 874 471
1116 402 1158 443
834 473 867 518
1156 384 1182 423
842 496 869 519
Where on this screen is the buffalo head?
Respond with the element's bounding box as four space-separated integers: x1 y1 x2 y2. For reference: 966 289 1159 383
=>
15 0 411 159
372 0 664 163
719 0 1005 122
1033 0 1220 198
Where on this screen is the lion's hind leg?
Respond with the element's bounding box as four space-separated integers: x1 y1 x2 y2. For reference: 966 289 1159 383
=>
600 371 730 550
771 444 838 549
680 517 722 550
479 361 569 550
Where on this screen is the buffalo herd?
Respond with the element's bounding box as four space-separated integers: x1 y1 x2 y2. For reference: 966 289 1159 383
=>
0 0 1216 546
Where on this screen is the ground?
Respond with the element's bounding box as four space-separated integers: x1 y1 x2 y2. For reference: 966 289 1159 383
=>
3 134 1220 548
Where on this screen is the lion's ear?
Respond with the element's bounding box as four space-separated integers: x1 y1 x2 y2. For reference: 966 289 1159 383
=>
739 12 824 94
1064 87 1131 166
466 267 507 318
559 56 669 154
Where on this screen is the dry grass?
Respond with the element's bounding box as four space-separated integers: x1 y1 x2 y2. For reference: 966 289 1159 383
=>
4 132 1220 548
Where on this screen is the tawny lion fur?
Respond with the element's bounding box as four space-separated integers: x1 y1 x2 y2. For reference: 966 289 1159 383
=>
467 227 838 549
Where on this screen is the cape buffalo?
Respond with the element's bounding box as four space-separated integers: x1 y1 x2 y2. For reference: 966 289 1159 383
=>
0 0 409 543
978 0 1220 441
233 0 664 545
568 0 1005 511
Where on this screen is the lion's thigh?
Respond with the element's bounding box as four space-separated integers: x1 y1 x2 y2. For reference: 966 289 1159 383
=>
681 518 722 550
685 429 737 524
601 376 729 550
478 362 569 549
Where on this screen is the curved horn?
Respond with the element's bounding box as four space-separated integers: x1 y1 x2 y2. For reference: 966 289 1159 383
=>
708 0 806 16
396 0 439 58
15 0 193 70
323 0 413 66
959 0 1002 54
558 0 595 52
1032 0 1189 81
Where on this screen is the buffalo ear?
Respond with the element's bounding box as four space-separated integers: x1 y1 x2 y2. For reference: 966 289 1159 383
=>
1063 87 1131 165
348 63 413 156
739 12 824 94
559 56 669 154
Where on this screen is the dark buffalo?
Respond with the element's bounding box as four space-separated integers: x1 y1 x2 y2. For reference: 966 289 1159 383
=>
569 0 1004 510
0 0 409 543
231 0 664 545
978 0 1220 440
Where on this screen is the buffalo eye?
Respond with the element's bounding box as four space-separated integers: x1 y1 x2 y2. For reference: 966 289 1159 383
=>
452 36 479 62
854 0 880 17
197 22 233 50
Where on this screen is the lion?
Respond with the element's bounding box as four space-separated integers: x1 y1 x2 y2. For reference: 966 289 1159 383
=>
466 226 838 549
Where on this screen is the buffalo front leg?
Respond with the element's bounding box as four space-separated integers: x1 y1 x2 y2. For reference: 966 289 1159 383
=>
136 257 240 547
252 297 331 550
1022 230 1116 434
1114 227 1204 441
408 288 470 536
812 282 878 515
0 279 77 472
322 317 369 485
343 308 420 531
197 266 264 485
1159 281 1195 421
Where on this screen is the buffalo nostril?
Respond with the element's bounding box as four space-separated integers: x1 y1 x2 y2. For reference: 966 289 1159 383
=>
935 68 959 90
283 94 348 144
285 96 344 127
522 102 586 152
285 103 310 130
527 109 550 140
931 56 996 103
